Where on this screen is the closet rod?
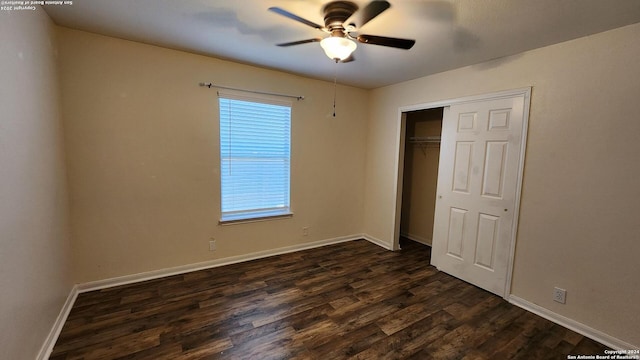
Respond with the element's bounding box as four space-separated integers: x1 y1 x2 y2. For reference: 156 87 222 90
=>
409 136 441 143
199 82 304 101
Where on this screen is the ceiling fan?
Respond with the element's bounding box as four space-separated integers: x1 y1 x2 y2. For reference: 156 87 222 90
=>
268 1 416 62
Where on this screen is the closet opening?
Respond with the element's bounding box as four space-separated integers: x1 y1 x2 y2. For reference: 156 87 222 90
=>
399 107 444 249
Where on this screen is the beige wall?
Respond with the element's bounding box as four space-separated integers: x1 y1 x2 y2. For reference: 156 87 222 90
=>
400 110 442 245
57 28 368 283
363 23 640 346
0 8 73 359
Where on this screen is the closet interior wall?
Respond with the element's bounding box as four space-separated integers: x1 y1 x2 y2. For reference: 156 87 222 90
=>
400 108 443 246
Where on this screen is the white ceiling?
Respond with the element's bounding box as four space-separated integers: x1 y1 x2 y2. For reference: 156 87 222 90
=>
44 0 640 89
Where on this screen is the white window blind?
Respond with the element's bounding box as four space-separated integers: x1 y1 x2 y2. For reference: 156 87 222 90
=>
219 93 291 222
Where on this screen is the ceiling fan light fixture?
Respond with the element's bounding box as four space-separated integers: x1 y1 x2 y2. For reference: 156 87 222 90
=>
320 36 357 61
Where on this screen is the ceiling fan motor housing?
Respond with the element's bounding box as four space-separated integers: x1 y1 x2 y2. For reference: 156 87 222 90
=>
323 1 358 33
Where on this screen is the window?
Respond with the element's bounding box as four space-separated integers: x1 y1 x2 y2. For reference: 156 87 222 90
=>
218 93 292 223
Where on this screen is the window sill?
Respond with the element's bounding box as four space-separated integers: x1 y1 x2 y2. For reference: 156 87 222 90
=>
219 212 293 226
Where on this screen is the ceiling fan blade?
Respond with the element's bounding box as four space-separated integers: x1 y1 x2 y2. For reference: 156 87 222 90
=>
268 7 324 30
276 38 322 47
345 0 391 28
357 34 416 49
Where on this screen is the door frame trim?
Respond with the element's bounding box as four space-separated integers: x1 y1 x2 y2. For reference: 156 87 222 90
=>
392 87 531 298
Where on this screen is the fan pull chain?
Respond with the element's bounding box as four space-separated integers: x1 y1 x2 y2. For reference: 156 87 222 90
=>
333 59 338 117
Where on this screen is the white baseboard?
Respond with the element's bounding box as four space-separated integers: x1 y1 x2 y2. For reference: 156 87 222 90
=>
400 232 432 246
362 233 394 250
78 234 365 293
37 285 79 360
508 295 638 351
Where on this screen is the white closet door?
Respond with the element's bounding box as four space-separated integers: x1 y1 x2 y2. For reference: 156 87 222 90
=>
431 95 526 297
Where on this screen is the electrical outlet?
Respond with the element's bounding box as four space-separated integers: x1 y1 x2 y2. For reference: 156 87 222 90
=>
209 239 216 251
553 287 567 304
302 227 309 236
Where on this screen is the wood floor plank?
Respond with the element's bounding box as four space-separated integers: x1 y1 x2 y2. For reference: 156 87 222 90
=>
350 312 455 360
62 327 163 360
50 238 611 359
308 323 388 359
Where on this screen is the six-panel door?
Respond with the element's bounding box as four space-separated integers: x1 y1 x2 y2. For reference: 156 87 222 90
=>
431 95 525 297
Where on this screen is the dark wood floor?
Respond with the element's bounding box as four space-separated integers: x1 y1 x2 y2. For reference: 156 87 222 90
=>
51 239 609 359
